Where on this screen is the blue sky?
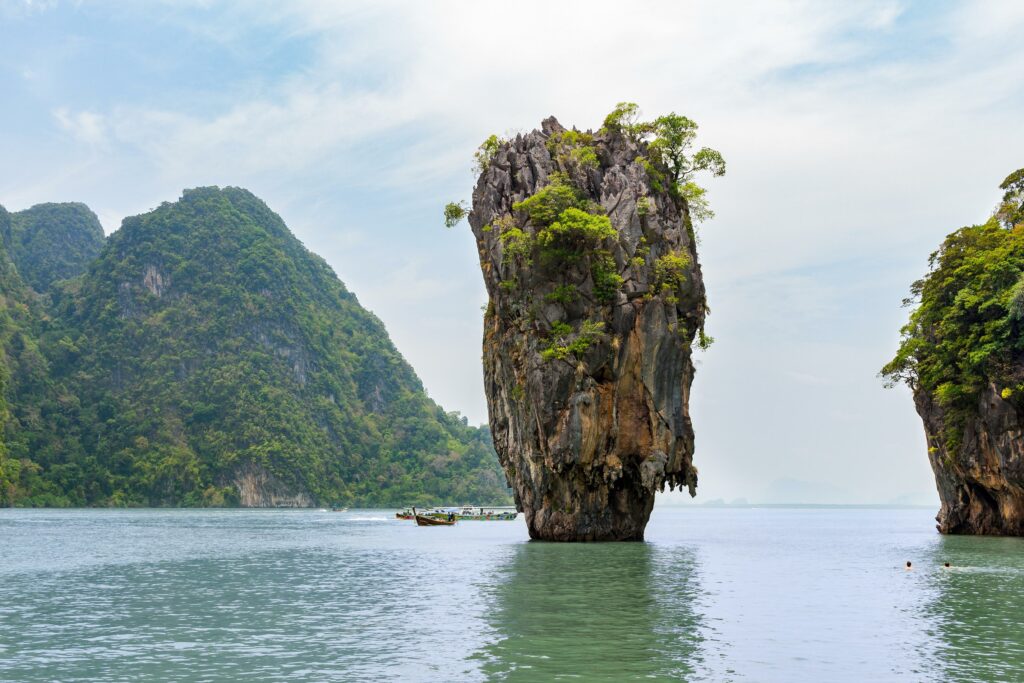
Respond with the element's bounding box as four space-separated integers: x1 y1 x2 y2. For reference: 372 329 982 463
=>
2 0 1023 504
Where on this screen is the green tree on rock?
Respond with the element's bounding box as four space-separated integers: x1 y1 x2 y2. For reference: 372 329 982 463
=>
997 168 1024 229
882 169 1024 451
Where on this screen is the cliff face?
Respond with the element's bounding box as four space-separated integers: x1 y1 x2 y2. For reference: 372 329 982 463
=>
916 385 1024 535
469 118 705 541
883 169 1024 536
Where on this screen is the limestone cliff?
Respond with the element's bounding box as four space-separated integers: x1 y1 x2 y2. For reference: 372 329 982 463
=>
916 384 1024 535
884 168 1024 535
469 117 707 541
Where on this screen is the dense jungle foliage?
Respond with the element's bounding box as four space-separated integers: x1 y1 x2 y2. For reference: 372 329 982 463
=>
6 202 105 294
882 169 1024 450
0 188 510 507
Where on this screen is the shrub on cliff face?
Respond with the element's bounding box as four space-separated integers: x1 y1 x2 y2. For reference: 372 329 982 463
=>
541 319 605 362
547 130 599 170
536 208 616 252
604 103 725 223
499 225 533 267
602 102 644 137
654 251 691 304
883 168 1024 450
998 169 1024 229
591 252 624 303
513 173 585 226
444 201 469 229
473 134 502 173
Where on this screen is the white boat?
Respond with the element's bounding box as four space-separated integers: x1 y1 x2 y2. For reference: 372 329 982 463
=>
396 505 517 521
453 505 517 521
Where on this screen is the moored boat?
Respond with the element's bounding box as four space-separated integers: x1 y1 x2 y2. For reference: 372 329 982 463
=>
396 505 517 521
414 514 456 526
452 505 517 521
412 507 456 526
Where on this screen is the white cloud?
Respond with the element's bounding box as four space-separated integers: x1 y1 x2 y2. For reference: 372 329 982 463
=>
53 108 108 147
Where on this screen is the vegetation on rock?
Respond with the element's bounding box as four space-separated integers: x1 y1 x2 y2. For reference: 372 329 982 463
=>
603 102 725 223
465 106 723 540
473 134 503 174
882 168 1024 452
883 168 1024 535
444 201 469 229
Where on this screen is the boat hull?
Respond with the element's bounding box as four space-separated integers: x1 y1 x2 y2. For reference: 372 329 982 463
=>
414 514 455 526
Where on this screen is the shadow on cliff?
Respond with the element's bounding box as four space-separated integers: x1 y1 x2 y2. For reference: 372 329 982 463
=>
473 541 707 680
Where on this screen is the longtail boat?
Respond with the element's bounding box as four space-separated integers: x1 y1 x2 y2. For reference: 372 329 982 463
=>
412 507 456 526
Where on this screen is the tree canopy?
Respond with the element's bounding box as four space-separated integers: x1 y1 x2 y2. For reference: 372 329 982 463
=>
882 168 1024 450
8 203 104 294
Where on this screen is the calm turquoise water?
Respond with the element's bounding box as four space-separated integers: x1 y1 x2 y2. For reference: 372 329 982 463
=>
1 507 1023 681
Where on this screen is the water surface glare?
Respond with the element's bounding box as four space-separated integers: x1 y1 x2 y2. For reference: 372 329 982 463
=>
1 507 1022 681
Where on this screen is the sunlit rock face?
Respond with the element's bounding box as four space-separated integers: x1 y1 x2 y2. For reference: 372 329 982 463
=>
916 385 1024 535
469 117 706 541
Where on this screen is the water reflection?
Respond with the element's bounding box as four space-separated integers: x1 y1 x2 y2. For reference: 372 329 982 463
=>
919 535 1024 682
476 542 705 681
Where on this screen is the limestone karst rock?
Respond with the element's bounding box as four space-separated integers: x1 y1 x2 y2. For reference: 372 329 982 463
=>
468 116 708 541
915 385 1024 535
884 168 1024 535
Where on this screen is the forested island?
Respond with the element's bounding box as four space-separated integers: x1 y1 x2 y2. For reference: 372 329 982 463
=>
884 169 1024 535
0 188 511 508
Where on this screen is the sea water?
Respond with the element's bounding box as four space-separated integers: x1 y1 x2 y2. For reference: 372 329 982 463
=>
1 506 1022 682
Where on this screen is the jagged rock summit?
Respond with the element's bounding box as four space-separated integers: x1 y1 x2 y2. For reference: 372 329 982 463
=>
468 115 709 540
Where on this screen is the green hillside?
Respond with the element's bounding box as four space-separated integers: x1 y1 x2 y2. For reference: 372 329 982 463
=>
0 188 509 507
8 203 105 294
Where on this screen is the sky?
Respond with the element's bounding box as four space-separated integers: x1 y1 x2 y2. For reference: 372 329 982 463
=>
2 0 1023 504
